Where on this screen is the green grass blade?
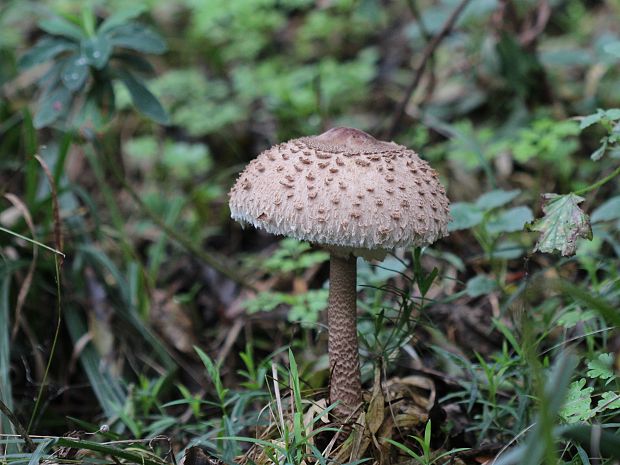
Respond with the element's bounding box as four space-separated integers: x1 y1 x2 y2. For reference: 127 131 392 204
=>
0 275 16 451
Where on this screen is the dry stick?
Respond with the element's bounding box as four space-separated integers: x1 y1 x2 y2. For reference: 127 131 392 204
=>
387 0 472 139
100 148 257 292
0 397 36 452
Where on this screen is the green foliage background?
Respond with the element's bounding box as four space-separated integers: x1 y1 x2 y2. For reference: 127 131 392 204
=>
1 0 620 463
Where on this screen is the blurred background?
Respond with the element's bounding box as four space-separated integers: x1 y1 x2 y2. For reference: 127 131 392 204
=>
1 0 620 463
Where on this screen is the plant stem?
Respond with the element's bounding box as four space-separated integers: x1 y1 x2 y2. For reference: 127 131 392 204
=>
573 164 620 196
0 397 35 451
327 254 362 419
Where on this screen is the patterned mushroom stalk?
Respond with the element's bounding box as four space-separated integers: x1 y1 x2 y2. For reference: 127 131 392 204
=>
229 127 450 419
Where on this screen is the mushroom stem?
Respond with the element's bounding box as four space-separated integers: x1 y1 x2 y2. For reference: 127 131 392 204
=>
327 254 362 419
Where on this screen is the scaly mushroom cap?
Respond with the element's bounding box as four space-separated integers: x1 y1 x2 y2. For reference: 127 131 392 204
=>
229 127 450 259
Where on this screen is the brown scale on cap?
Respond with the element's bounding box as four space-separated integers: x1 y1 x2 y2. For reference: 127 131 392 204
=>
229 127 451 421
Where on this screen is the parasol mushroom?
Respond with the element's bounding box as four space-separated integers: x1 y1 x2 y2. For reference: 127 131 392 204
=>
229 127 450 420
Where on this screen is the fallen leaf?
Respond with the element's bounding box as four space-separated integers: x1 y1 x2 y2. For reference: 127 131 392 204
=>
530 193 592 256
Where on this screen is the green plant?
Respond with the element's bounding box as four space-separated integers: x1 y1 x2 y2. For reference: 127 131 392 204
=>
530 108 620 257
450 189 533 259
19 5 168 130
223 350 340 465
385 420 468 465
242 239 329 324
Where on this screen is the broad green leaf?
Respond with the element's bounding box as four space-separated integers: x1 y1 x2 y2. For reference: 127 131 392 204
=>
19 37 77 69
579 111 604 130
107 22 167 54
82 34 112 69
61 53 89 90
605 108 620 120
486 206 533 234
475 189 521 211
448 202 483 231
39 16 85 41
34 86 73 128
465 275 497 297
530 193 592 256
559 379 595 423
37 58 67 90
99 5 147 33
557 309 596 328
597 391 620 411
117 69 169 124
591 196 620 223
586 353 615 382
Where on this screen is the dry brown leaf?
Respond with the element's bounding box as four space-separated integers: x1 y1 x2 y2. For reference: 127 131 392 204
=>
366 366 385 435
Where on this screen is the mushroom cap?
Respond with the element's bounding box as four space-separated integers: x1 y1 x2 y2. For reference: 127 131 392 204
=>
229 127 450 260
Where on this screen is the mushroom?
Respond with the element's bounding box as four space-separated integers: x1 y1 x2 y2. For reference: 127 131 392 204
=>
229 127 450 420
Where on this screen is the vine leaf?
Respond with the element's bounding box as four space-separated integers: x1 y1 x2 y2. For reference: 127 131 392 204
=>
530 193 592 256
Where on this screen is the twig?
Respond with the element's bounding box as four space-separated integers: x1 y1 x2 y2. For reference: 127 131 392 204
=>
0 395 36 451
387 0 472 138
573 164 620 196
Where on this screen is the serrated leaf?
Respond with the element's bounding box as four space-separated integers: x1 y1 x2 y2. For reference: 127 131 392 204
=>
117 69 169 124
19 37 77 69
34 85 73 128
465 275 497 297
39 16 85 41
597 391 620 411
61 53 89 90
559 379 595 423
587 353 615 382
99 5 148 33
106 22 167 54
475 189 521 211
530 193 592 256
448 202 483 231
579 111 604 130
81 34 112 69
591 196 620 223
486 206 533 234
